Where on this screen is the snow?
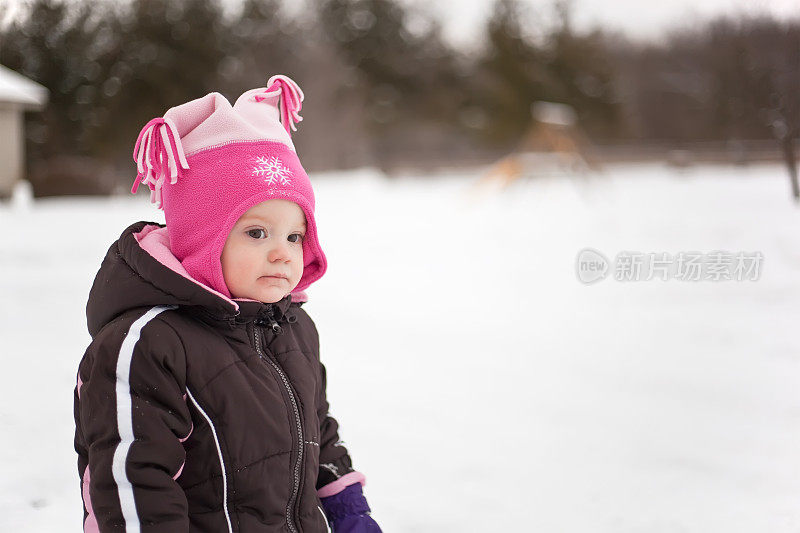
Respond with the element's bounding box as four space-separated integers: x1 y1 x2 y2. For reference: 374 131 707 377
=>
1 162 799 532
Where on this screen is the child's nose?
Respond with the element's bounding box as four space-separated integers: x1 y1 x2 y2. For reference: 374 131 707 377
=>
267 241 291 263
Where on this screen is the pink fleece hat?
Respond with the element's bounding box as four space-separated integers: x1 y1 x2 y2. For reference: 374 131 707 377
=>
130 75 326 298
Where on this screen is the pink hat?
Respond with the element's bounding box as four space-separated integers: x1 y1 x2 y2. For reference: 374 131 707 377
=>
130 75 326 298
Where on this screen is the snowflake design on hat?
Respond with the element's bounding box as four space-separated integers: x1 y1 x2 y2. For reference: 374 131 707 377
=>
252 155 293 186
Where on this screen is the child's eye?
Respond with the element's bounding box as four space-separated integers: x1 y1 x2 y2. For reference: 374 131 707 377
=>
287 233 304 244
246 228 267 239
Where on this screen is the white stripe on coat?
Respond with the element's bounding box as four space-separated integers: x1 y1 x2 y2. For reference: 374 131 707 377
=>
319 505 332 533
186 388 234 533
111 305 175 532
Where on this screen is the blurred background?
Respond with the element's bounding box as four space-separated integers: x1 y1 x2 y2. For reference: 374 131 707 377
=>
1 0 800 532
0 0 798 193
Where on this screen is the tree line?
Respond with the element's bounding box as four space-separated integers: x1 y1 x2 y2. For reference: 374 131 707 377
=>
0 0 797 194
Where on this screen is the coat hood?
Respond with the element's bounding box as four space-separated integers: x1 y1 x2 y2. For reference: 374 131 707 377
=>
86 221 302 337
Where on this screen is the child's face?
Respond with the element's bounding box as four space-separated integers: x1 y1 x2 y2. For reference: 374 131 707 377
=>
221 199 306 303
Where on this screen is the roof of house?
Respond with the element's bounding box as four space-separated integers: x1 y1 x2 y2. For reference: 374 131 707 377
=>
0 64 48 109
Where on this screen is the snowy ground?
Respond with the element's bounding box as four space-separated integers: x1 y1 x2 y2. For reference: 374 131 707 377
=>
1 162 799 532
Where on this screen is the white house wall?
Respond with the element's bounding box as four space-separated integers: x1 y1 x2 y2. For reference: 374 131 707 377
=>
0 103 23 197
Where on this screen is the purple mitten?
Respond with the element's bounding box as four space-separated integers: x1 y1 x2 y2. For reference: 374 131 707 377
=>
319 483 382 533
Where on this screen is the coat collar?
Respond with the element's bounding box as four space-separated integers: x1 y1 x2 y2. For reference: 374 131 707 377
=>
233 294 294 323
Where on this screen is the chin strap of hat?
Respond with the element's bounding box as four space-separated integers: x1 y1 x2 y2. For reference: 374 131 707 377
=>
254 74 304 134
131 117 189 208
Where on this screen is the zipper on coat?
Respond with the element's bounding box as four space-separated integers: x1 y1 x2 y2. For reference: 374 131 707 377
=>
258 306 283 335
253 323 304 533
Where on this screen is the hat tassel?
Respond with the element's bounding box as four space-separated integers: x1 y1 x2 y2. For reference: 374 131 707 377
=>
254 74 304 134
131 117 189 208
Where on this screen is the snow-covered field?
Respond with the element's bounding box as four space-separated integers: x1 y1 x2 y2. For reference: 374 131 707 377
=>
1 162 799 532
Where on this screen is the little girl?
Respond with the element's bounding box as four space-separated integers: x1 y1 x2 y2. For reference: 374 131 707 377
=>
73 75 382 533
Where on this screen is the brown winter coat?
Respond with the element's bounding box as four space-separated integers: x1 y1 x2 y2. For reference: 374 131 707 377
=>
74 221 355 532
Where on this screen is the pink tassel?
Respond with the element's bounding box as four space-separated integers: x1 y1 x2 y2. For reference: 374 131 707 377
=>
253 74 304 134
131 117 189 208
